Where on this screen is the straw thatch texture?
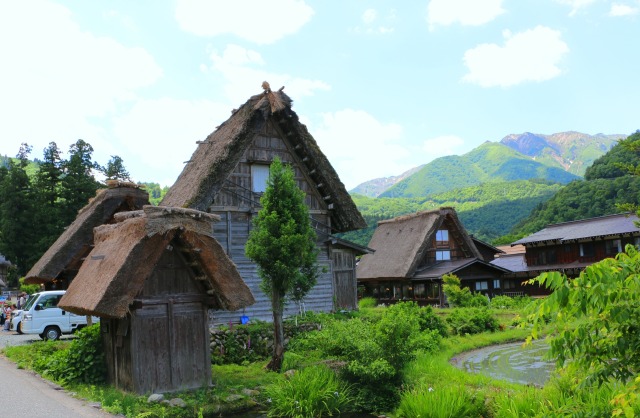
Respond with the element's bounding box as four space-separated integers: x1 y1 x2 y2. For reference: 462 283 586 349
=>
161 88 365 233
357 207 481 280
25 186 149 284
59 206 253 318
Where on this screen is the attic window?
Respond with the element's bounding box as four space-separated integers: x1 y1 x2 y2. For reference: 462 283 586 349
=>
251 164 270 193
435 230 449 246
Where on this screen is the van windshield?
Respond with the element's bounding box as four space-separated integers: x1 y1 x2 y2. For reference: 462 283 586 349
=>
22 293 40 311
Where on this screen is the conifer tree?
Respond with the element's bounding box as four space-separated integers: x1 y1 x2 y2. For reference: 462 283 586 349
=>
245 157 319 371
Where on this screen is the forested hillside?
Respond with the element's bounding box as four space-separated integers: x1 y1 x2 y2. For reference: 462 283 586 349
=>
506 130 640 239
380 142 579 198
340 179 563 246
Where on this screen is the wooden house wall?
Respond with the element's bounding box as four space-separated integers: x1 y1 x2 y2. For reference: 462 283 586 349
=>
207 122 349 324
524 237 638 267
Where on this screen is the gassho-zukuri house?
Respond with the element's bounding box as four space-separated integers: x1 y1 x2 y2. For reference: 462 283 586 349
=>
160 82 370 324
356 207 509 306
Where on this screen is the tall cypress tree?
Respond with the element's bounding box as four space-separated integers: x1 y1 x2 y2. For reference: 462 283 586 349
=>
33 142 65 252
0 144 39 274
60 139 100 227
245 157 320 371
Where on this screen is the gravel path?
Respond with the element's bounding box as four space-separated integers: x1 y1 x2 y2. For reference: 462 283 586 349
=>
0 330 116 418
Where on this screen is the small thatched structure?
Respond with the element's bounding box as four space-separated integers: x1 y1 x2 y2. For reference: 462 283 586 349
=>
357 207 508 305
160 84 368 323
25 182 149 289
59 205 254 394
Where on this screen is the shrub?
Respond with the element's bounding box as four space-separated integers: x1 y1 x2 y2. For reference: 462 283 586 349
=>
42 324 107 384
358 297 377 309
490 295 532 310
263 365 352 418
396 384 485 418
446 307 500 335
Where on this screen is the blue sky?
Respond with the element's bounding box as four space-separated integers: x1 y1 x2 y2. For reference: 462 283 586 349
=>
1 0 639 190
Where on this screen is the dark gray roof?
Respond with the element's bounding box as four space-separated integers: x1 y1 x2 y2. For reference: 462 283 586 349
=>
512 213 640 246
491 254 590 274
413 258 511 280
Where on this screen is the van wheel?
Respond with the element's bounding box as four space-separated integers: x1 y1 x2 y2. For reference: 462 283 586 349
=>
43 326 61 341
16 322 23 334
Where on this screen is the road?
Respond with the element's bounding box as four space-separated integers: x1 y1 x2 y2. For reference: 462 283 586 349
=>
0 330 115 418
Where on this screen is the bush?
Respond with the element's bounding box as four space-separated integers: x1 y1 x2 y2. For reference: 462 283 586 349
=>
446 307 500 335
40 324 107 384
396 384 486 418
358 297 377 309
291 302 443 412
263 365 352 417
490 295 532 310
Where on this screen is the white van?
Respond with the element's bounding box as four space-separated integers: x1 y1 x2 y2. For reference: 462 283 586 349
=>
20 290 99 340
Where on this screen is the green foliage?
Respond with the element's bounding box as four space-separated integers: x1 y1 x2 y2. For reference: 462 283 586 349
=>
46 324 107 384
139 182 169 205
512 132 640 238
291 302 442 412
446 307 500 335
18 277 40 295
489 295 533 310
396 383 485 418
0 140 107 275
245 158 320 370
263 365 352 418
528 244 640 386
100 155 131 182
442 274 488 308
246 157 319 306
357 296 377 309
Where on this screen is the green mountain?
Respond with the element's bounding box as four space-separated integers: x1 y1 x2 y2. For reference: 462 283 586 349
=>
509 130 640 238
379 142 579 198
350 165 424 197
500 131 624 176
341 179 563 246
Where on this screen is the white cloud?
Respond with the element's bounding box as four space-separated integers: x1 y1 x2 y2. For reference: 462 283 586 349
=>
422 135 466 160
113 99 230 186
207 44 330 104
462 26 569 88
609 2 640 16
311 109 409 189
427 0 505 30
352 8 396 34
175 0 314 44
0 0 162 167
553 0 597 16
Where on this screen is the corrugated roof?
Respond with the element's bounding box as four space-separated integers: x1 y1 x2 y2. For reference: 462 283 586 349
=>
512 213 640 246
490 253 591 273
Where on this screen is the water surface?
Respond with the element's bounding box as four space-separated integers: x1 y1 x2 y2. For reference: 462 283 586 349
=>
451 339 555 386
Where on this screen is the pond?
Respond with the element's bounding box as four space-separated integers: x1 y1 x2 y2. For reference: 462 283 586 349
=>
450 339 555 386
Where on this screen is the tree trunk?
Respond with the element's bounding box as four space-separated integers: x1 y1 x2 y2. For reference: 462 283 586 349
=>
267 291 285 372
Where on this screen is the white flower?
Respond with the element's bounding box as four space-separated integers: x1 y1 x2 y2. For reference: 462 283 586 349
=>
428 387 434 392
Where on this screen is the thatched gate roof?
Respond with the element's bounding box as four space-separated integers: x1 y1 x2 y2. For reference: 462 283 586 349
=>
59 206 254 318
160 85 366 233
25 183 149 285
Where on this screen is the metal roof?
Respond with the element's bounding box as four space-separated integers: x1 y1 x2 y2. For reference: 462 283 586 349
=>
512 213 640 246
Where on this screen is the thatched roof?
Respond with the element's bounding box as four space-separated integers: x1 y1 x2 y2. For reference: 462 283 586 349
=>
356 207 481 280
160 85 366 233
25 183 149 285
59 206 254 318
